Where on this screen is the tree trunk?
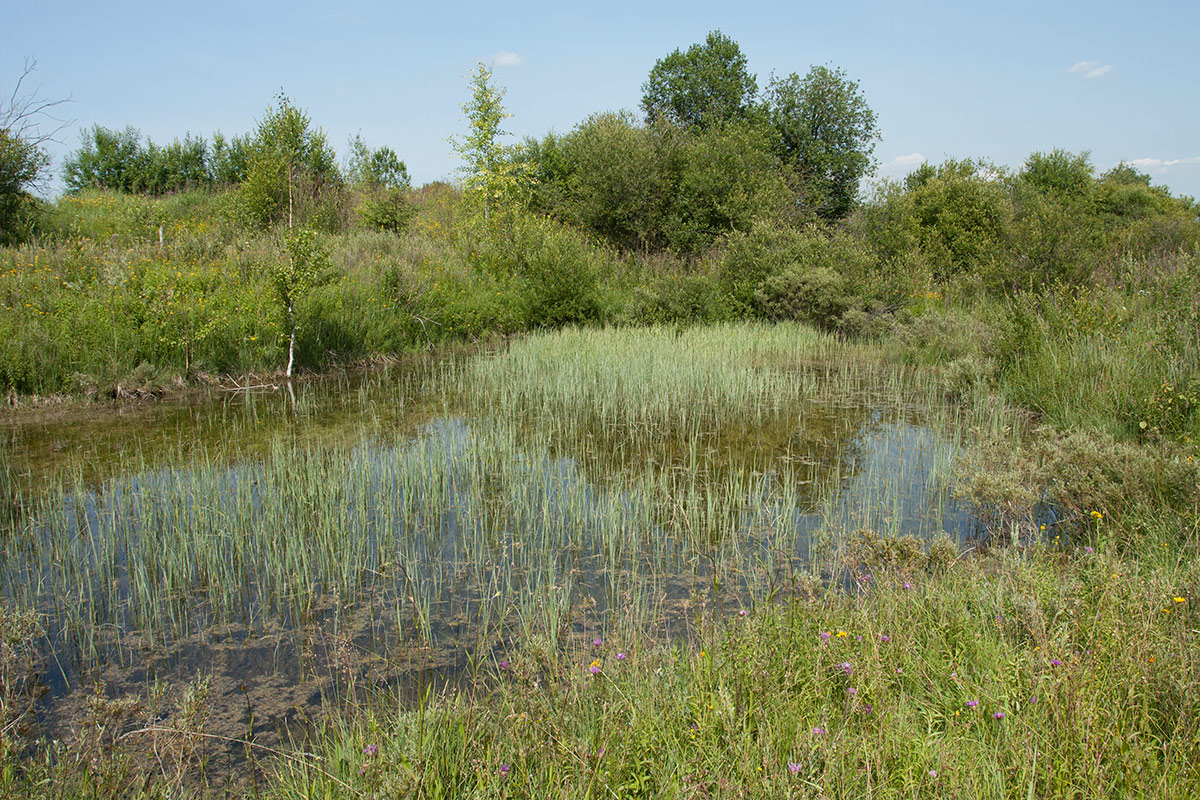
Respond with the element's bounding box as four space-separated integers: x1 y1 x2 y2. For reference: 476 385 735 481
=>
286 302 295 379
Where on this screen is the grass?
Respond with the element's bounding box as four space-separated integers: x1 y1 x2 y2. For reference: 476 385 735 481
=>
268 540 1199 798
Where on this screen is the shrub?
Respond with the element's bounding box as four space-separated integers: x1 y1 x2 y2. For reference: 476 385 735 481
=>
755 265 852 330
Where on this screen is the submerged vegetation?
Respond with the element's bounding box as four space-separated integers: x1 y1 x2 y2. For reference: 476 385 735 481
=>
1 29 1199 799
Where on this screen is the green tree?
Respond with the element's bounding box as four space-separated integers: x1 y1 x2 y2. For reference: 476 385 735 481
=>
347 133 410 189
239 93 341 230
766 66 879 220
641 30 758 130
270 227 333 377
1 59 68 244
449 63 515 223
1019 149 1094 199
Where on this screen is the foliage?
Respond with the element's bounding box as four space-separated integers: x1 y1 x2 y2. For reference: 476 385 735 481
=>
272 227 335 376
238 93 342 230
755 265 852 330
347 133 410 190
450 63 516 223
641 30 758 130
766 66 879 221
1018 148 1094 199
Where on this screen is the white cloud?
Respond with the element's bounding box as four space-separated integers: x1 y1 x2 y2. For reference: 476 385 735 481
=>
492 51 523 67
1067 60 1112 79
1126 156 1200 174
891 152 925 168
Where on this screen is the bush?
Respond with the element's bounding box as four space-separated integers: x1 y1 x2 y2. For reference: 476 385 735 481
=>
755 265 852 330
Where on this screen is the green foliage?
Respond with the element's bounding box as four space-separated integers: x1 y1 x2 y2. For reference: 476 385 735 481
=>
641 30 758 130
766 65 880 220
755 265 852 330
450 63 517 223
63 125 213 195
1019 149 1094 199
664 119 794 254
238 93 342 230
347 133 410 190
356 187 415 234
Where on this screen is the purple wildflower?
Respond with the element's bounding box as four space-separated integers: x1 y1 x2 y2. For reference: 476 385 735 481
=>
839 662 853 674
966 700 978 708
902 581 913 590
500 763 511 776
739 609 748 617
593 637 602 647
1050 659 1063 666
788 762 802 774
846 687 857 695
500 660 510 670
1084 546 1094 554
811 726 825 736
993 711 1005 720
820 631 831 641
616 652 627 661
364 744 378 756
879 634 890 642
929 769 937 778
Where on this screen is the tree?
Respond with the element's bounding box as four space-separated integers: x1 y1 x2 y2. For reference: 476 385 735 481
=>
347 133 410 190
1019 149 1094 199
239 93 341 230
766 66 879 221
347 134 414 234
450 63 515 223
1 59 69 245
270 227 333 378
641 30 757 130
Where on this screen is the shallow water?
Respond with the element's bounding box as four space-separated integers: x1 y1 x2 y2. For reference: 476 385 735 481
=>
1 348 992 786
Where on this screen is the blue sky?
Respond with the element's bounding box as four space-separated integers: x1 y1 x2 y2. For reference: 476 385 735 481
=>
8 0 1200 199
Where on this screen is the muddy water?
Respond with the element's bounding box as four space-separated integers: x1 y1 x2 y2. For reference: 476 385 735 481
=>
0 356 989 789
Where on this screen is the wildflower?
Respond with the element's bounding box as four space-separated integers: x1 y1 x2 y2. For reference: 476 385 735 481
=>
364 744 378 756
836 630 849 638
846 687 857 695
616 652 627 661
1028 696 1038 704
500 660 510 670
500 763 511 776
993 711 1005 720
811 726 825 736
593 638 602 647
1050 659 1063 666
879 634 890 642
929 769 937 778
966 700 978 708
1084 546 1094 554
589 660 601 674
1090 510 1104 520
902 581 913 590
820 632 831 641
1175 597 1187 603
862 703 873 714
788 762 802 774
739 609 748 616
839 662 853 674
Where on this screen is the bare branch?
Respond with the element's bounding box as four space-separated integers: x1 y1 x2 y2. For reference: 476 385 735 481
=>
1 57 74 148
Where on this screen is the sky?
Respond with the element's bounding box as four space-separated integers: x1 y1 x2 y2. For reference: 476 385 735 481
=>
7 0 1200 199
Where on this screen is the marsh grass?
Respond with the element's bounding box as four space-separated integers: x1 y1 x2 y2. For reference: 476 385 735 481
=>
270 540 1200 798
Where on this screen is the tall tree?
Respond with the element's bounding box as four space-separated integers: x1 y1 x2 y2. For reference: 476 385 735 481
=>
449 63 514 223
766 66 879 221
641 30 757 130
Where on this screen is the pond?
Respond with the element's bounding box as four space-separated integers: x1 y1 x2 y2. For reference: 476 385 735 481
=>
0 324 1011 784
